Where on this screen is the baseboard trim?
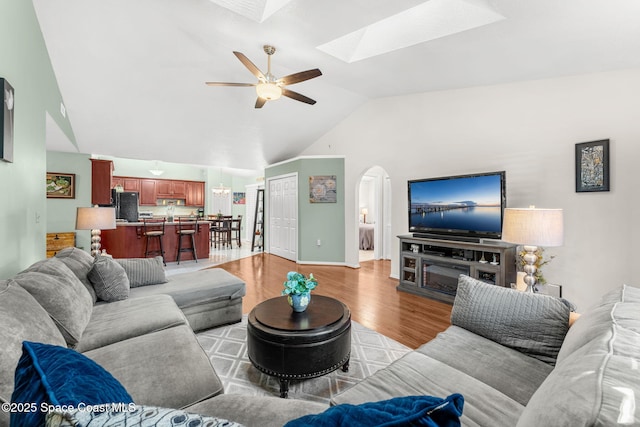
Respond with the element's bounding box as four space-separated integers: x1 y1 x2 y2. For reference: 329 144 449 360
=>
296 260 350 267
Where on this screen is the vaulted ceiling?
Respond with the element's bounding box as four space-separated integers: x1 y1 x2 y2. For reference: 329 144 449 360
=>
33 0 640 171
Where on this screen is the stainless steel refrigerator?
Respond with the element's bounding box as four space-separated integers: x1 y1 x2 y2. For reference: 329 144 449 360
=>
112 190 139 222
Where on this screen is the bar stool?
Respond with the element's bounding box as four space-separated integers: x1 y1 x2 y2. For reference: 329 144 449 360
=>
231 215 242 247
143 218 166 265
176 217 198 264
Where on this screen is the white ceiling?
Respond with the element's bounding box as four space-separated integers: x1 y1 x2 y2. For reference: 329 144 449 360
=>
33 0 640 171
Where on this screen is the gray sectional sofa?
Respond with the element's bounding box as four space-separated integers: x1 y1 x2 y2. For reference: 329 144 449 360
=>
331 275 640 426
3 246 639 426
0 248 326 427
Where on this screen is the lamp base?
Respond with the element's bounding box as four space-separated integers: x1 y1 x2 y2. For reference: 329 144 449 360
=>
90 229 102 257
522 245 538 292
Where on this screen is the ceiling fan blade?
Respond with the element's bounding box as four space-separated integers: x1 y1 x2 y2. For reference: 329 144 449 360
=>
282 88 316 105
233 51 265 80
278 69 322 86
205 82 256 87
255 97 267 109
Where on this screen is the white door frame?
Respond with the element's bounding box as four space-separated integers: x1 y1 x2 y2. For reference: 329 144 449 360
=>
358 167 391 262
266 173 298 261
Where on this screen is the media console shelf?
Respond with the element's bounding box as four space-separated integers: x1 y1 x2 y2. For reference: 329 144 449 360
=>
398 235 517 304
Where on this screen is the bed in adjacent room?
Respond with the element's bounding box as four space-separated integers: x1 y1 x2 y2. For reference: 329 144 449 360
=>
359 223 374 250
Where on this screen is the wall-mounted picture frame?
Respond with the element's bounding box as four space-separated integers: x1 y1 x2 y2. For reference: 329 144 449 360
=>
233 192 246 204
1 78 14 163
309 175 337 203
46 173 76 199
575 139 610 192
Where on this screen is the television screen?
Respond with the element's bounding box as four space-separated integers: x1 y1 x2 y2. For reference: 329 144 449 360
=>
408 171 506 240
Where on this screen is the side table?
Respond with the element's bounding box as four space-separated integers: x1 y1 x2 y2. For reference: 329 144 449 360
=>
247 295 351 398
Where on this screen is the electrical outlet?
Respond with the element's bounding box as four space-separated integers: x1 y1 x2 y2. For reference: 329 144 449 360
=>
316 239 321 246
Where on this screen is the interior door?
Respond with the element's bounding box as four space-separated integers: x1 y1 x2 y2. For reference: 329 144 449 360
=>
268 174 297 261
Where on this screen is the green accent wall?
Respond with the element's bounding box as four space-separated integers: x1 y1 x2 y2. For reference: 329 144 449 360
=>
266 157 345 264
46 152 92 252
0 0 76 277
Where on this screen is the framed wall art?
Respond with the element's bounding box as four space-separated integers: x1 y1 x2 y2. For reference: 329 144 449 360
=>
309 175 337 203
46 173 76 199
575 139 610 192
1 78 14 163
233 192 246 204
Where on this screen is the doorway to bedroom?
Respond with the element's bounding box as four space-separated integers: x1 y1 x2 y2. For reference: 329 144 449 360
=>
358 166 391 263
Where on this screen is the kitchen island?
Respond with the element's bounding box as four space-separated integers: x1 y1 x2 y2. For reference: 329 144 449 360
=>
100 220 211 261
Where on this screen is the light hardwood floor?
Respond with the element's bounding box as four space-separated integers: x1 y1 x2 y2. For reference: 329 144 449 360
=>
215 253 452 349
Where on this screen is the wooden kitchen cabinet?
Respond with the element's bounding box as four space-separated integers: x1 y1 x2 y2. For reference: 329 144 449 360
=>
110 176 203 207
90 159 113 205
185 181 205 207
112 176 141 192
139 179 157 205
156 180 186 199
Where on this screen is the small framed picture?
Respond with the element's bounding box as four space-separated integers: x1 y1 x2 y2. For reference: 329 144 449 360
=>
1 78 14 163
233 192 246 204
575 139 610 192
46 173 75 199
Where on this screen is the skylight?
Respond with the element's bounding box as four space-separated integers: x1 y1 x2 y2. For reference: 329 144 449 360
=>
317 0 506 63
209 0 294 23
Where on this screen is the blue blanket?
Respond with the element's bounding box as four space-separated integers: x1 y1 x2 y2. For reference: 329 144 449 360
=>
285 394 464 427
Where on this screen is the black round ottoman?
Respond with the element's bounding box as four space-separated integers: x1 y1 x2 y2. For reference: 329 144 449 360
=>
247 295 351 398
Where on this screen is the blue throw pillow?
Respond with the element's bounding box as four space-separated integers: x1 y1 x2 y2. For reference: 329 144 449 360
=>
285 394 464 427
10 341 133 427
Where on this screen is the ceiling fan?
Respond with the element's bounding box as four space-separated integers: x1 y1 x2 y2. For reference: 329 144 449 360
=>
206 45 322 109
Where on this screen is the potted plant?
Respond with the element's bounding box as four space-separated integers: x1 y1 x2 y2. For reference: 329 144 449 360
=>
282 271 318 312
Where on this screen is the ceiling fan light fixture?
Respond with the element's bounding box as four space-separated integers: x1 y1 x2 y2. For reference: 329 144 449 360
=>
256 82 282 100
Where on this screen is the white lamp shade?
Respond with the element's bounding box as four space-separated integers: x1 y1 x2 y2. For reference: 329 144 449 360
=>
502 208 563 247
75 207 116 230
361 208 368 215
256 82 282 100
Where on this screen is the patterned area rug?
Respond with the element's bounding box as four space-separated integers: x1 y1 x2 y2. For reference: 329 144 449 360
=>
196 316 410 404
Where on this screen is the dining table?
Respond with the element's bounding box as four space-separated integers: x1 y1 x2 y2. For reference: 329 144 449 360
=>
208 216 241 248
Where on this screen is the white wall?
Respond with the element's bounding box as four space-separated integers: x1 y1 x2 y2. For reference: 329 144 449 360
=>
302 68 640 310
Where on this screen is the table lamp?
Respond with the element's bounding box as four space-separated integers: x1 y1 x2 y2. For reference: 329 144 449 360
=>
361 208 368 224
501 206 563 292
76 206 116 256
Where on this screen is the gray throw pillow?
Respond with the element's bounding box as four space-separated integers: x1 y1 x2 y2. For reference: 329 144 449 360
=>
115 257 167 287
451 275 570 364
13 258 94 347
88 256 130 302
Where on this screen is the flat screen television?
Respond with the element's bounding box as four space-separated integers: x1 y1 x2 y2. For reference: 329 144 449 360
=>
408 171 506 241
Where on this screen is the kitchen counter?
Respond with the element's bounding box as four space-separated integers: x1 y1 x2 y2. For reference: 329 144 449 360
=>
114 219 210 226
101 221 211 261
